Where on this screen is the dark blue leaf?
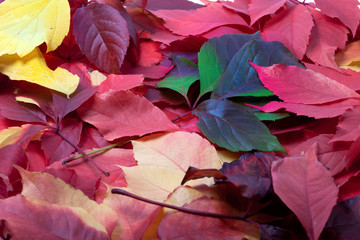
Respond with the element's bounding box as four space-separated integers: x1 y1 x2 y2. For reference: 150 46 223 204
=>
193 99 285 152
211 39 303 99
198 32 261 97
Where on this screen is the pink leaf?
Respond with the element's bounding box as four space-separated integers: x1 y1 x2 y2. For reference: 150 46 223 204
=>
78 91 178 141
306 9 349 69
253 99 360 119
158 198 260 239
220 0 250 15
97 74 144 93
314 0 360 36
251 63 360 104
272 145 339 240
151 3 249 36
305 63 360 91
261 4 314 59
249 0 286 25
331 106 360 142
73 2 130 74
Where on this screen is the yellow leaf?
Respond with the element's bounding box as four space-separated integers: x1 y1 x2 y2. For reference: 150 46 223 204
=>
0 48 79 96
336 40 360 72
0 126 23 149
0 0 70 57
16 167 118 234
121 132 222 202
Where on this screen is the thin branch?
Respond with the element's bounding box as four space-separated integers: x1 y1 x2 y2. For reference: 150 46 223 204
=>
111 188 251 222
54 128 110 176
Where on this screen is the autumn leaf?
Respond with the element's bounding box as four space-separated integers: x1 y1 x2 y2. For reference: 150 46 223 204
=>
320 196 360 240
78 90 178 141
0 48 79 97
251 63 360 104
151 3 249 36
193 99 285 152
157 198 260 240
0 124 45 149
272 145 339 240
335 40 360 72
249 0 286 25
121 131 222 202
17 167 118 235
73 1 130 74
261 4 314 59
0 195 109 239
0 0 70 57
198 32 261 97
314 0 360 36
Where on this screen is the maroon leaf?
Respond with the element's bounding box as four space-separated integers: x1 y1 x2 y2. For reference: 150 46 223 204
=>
0 94 47 124
73 2 130 74
320 196 360 240
0 144 27 192
51 63 97 123
41 118 83 164
181 167 227 185
272 145 339 240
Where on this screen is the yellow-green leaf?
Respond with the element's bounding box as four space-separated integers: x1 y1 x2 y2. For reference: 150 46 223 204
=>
0 48 79 97
0 0 70 57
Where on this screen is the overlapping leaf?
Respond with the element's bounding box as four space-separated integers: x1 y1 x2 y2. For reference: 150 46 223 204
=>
193 99 285 152
211 39 303 99
0 48 79 97
0 0 70 57
73 2 130 74
272 146 339 240
198 32 261 97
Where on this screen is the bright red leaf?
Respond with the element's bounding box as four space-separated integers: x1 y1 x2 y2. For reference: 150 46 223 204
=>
97 74 144 93
272 145 339 240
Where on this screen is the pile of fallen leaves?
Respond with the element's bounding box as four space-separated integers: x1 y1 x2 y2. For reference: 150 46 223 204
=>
0 0 360 239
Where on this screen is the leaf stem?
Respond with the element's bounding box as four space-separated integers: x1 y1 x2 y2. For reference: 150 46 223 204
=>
171 111 192 122
111 188 252 222
54 128 110 176
62 141 126 164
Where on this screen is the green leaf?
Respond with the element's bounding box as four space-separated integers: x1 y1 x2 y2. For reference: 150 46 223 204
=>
198 33 261 98
157 55 199 102
211 39 303 99
193 99 285 152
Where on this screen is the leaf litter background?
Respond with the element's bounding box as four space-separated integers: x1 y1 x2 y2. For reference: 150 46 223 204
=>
0 0 360 239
